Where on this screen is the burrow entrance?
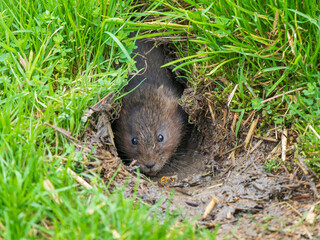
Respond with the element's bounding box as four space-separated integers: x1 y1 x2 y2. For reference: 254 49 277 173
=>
80 84 319 239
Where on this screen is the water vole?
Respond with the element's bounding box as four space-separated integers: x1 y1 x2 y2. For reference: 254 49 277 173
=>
113 36 185 176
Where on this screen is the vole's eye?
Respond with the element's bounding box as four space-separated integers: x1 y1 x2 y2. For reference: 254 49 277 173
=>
131 137 138 145
157 134 164 142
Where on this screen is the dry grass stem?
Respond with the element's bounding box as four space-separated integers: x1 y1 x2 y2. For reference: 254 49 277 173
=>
67 168 93 190
244 116 260 149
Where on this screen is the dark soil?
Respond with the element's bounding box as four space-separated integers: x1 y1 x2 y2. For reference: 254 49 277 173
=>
82 87 320 240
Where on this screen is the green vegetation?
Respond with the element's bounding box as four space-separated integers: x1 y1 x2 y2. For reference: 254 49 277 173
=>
0 0 319 238
264 159 282 173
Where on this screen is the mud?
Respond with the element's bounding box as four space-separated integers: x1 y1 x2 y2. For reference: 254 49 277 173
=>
82 84 320 239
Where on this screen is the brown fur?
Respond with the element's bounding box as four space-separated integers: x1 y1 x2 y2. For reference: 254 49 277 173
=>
113 37 185 176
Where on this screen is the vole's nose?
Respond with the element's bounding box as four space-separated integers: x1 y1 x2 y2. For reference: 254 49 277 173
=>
145 163 155 169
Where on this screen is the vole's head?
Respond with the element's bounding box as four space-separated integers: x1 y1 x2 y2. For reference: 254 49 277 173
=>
114 85 185 176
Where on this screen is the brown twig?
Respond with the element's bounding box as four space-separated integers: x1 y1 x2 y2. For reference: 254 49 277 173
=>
261 87 304 104
45 122 79 143
201 197 219 220
220 144 243 156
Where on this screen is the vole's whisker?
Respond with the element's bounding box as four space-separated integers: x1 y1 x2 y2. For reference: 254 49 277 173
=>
167 164 183 172
170 161 188 168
